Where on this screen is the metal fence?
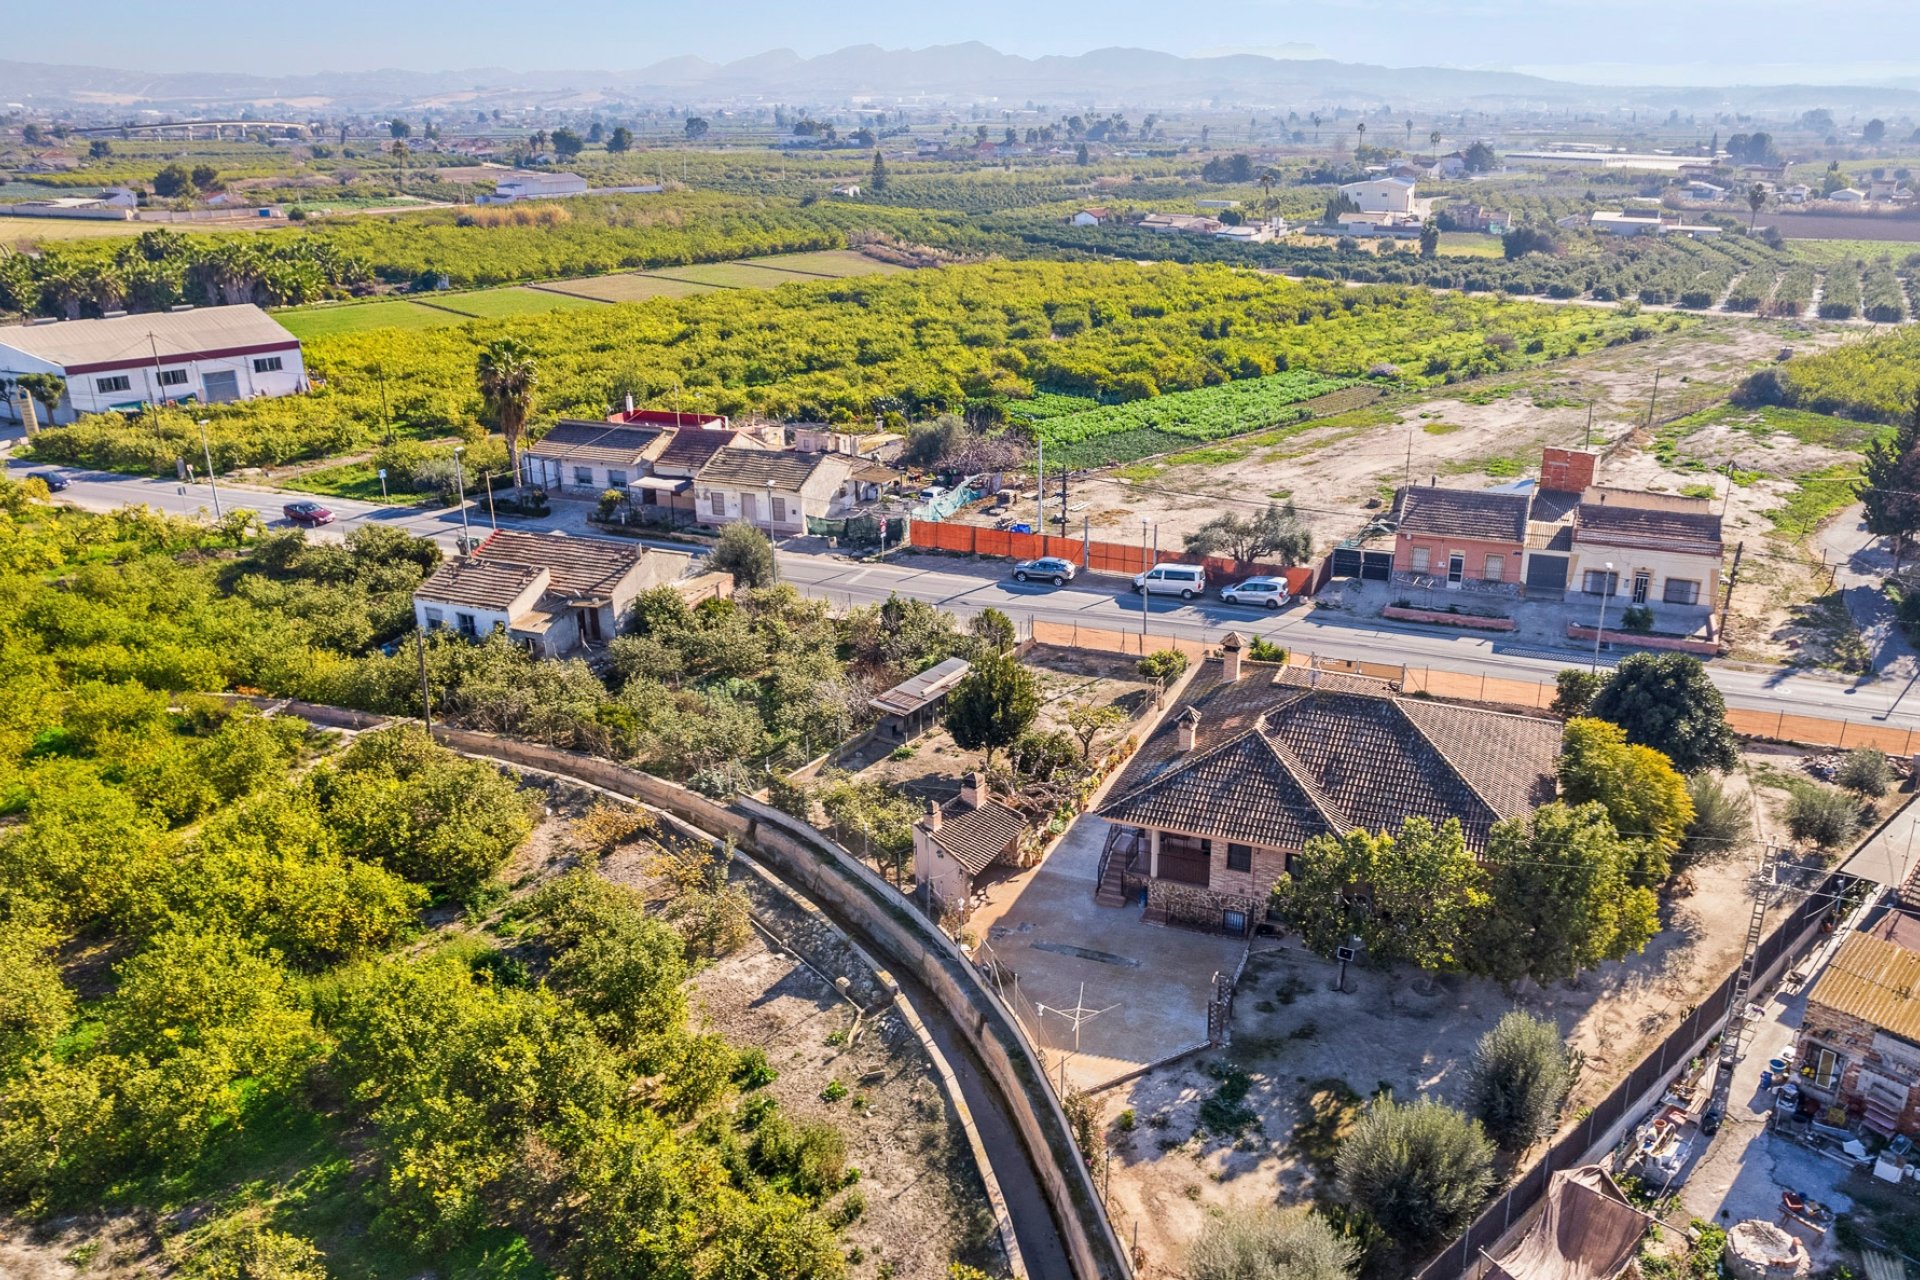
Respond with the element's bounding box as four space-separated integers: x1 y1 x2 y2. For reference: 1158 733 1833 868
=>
1412 871 1849 1280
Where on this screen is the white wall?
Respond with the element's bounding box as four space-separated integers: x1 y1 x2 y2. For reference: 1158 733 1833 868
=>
20 346 308 423
1568 544 1720 614
414 597 513 639
1340 180 1416 214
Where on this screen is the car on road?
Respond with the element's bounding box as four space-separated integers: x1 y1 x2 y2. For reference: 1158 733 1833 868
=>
30 471 69 492
282 500 335 527
1133 562 1207 599
1220 575 1292 609
1012 556 1076 586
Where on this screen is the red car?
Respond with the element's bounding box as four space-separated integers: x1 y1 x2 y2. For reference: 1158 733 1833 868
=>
282 500 335 527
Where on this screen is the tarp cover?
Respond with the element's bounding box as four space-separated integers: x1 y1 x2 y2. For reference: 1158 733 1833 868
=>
1482 1166 1653 1280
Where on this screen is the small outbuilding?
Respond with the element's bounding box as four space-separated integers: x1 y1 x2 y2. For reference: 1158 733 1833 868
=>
912 773 1030 920
870 656 971 742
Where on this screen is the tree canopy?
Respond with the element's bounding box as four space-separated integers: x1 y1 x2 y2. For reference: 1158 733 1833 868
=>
1586 652 1738 774
1557 717 1693 887
944 650 1039 767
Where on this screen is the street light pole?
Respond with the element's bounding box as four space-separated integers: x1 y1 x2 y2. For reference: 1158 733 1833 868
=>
452 445 473 551
195 418 222 518
1590 559 1615 673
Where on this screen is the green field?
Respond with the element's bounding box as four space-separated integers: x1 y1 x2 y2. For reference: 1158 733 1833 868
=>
739 249 907 277
1437 232 1505 259
541 273 720 303
1783 238 1920 268
430 286 607 319
638 261 827 289
276 299 458 340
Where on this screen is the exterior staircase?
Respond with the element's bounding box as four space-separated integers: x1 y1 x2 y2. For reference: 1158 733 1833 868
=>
1095 826 1142 907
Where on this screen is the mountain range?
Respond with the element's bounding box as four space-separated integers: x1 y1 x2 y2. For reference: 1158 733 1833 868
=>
7 43 1919 115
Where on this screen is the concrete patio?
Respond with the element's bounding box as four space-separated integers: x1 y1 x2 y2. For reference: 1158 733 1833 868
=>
967 814 1247 1091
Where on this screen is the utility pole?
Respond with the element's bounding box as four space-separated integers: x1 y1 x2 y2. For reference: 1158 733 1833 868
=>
483 473 497 529
1644 368 1662 431
194 418 222 518
415 625 433 732
452 445 473 551
1036 436 1044 533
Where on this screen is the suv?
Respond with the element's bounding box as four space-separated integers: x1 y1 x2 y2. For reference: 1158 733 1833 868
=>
1012 556 1076 586
1220 576 1292 609
1133 563 1207 599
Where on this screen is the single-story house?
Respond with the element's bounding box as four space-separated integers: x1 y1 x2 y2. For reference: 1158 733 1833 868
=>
412 529 697 657
1069 207 1112 226
913 773 1030 920
694 447 857 534
1830 188 1867 204
1096 637 1561 934
1390 484 1532 592
1684 180 1727 201
1589 211 1722 237
523 418 665 496
1796 929 1920 1138
0 304 305 427
1139 213 1225 235
1568 487 1723 615
870 657 971 742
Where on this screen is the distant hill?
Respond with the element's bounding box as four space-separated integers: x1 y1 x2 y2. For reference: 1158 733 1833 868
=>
6 45 1920 114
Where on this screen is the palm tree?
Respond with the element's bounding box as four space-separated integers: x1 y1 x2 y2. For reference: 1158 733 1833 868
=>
1355 121 1367 153
1405 118 1414 145
476 339 538 487
1430 130 1443 162
1747 183 1768 231
1311 113 1321 142
1257 167 1277 212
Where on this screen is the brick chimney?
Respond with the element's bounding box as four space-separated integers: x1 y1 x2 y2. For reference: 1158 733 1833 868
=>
1541 446 1599 494
1221 631 1246 682
926 797 942 832
960 772 986 810
1178 706 1202 751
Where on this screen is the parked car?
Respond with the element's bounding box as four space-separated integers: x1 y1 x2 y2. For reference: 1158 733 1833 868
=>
1012 556 1076 586
30 471 69 492
1220 575 1292 609
1133 563 1207 599
282 500 335 527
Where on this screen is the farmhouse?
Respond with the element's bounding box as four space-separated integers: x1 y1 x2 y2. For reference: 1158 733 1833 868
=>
1337 177 1429 216
1568 487 1723 616
411 529 699 658
1097 642 1560 934
1138 212 1225 235
0 304 305 427
1796 929 1920 1138
523 418 665 496
1390 484 1531 592
1069 207 1112 226
694 447 857 534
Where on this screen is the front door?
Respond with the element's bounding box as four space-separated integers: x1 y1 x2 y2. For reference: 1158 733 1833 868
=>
580 607 603 643
1631 571 1650 605
201 370 240 403
1446 553 1464 588
741 492 758 525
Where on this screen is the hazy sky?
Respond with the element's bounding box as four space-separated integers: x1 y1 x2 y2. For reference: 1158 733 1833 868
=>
16 0 1919 84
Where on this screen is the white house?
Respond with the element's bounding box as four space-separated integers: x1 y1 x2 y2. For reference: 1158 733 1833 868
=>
1830 188 1868 204
0 304 305 427
1338 177 1426 215
1069 207 1112 226
694 447 857 535
1684 180 1727 201
412 528 698 657
479 171 589 203
1782 184 1813 203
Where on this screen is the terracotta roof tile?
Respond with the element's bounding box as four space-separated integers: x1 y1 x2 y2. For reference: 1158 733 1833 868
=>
933 800 1028 874
1396 486 1531 544
472 529 642 600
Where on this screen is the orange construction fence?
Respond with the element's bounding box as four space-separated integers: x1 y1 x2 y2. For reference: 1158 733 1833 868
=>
908 520 1314 595
1028 620 1920 756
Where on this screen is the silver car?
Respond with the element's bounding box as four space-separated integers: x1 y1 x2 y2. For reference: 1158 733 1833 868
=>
1012 557 1076 586
1220 576 1292 609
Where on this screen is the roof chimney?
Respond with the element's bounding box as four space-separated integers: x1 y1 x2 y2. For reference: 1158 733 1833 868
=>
1221 631 1246 683
926 797 941 832
1179 706 1202 752
961 771 985 810
625 392 635 414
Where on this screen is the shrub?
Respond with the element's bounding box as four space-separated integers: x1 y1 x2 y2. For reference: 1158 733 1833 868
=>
1618 604 1655 634
1467 1012 1572 1154
1248 638 1288 663
1336 1095 1494 1247
1551 668 1606 718
1680 773 1751 866
1786 783 1863 850
1836 748 1893 798
1138 649 1190 681
1187 1207 1359 1280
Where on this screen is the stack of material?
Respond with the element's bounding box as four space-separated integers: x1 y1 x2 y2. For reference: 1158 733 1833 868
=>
1724 1221 1811 1280
1482 1166 1652 1280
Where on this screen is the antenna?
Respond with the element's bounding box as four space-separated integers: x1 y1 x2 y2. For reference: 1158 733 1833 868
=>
1036 982 1119 1091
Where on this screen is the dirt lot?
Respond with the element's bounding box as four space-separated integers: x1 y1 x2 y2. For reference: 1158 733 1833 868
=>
1093 741 1891 1279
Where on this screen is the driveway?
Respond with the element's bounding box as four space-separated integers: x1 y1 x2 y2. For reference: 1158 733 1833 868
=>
967 815 1247 1091
1815 503 1917 678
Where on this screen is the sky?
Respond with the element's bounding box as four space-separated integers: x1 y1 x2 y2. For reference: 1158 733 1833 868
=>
14 0 1919 86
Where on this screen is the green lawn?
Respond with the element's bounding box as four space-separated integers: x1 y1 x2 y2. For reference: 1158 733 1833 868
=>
1437 232 1505 259
276 299 457 339
430 286 607 318
637 261 827 289
536 273 719 303
739 249 907 277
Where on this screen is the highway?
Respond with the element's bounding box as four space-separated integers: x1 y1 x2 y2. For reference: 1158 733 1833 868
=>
15 458 1920 732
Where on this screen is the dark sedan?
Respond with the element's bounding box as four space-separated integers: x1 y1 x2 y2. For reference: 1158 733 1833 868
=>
31 471 69 492
282 500 335 527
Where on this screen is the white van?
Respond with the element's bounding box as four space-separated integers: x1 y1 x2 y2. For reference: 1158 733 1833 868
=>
1133 563 1208 599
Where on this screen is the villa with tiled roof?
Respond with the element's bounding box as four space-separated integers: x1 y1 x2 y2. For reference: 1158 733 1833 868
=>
1095 634 1561 933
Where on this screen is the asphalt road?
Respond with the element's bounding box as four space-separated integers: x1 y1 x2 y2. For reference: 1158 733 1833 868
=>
18 458 1920 731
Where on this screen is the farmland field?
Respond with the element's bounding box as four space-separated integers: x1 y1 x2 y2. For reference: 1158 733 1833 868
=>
739 248 909 277
276 298 460 339
1020 370 1363 467
540 273 720 303
636 261 831 289
429 286 607 318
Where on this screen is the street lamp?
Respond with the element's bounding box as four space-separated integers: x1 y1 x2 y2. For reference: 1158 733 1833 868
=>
1590 560 1615 673
194 418 222 518
452 445 473 552
1140 518 1152 643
